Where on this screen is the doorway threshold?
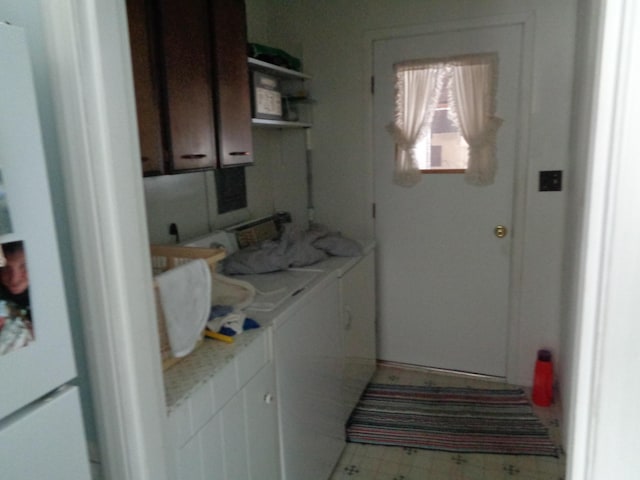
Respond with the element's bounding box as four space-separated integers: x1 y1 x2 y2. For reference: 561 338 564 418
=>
376 360 506 384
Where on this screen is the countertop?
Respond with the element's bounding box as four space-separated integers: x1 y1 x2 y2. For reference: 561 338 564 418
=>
162 242 375 414
163 326 267 413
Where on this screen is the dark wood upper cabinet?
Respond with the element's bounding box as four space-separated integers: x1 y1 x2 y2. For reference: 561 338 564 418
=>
210 0 253 167
158 0 217 172
126 0 253 175
126 0 164 175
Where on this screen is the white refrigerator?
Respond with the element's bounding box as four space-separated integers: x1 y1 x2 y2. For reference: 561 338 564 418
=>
0 22 91 479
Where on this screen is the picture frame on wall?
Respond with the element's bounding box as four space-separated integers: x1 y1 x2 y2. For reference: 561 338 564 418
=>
0 240 33 355
0 168 13 235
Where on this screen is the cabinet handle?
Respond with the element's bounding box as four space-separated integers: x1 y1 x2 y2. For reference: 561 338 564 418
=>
229 151 251 156
180 154 207 159
141 156 150 163
264 393 274 404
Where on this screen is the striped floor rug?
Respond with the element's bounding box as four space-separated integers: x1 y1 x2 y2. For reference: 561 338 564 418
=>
346 383 558 457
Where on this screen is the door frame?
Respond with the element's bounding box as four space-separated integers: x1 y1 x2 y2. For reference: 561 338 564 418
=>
566 1 640 477
42 1 168 479
363 13 535 383
36 0 640 477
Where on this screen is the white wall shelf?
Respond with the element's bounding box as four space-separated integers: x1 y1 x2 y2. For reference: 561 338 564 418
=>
248 57 311 80
251 118 312 129
248 57 313 128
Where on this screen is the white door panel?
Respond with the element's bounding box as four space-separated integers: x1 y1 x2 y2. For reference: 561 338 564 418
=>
374 24 523 376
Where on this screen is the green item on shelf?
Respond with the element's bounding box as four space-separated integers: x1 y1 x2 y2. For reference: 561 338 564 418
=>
248 43 302 72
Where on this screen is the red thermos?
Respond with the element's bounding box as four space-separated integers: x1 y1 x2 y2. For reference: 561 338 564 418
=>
532 349 553 406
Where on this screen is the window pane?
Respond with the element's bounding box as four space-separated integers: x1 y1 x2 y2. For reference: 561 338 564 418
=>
416 81 468 171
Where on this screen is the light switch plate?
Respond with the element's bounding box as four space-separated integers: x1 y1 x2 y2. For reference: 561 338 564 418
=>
539 170 563 191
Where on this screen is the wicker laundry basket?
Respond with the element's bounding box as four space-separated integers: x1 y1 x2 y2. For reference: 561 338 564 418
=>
150 245 226 370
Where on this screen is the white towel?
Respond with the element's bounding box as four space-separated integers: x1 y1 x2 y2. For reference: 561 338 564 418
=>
156 259 211 357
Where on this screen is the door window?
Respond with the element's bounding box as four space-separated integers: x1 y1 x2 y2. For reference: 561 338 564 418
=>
387 53 502 186
414 80 468 172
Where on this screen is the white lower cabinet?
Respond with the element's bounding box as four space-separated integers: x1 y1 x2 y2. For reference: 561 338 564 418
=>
220 393 248 479
243 361 281 480
199 413 225 478
217 362 281 480
167 331 280 480
341 250 377 420
170 396 223 480
167 253 377 480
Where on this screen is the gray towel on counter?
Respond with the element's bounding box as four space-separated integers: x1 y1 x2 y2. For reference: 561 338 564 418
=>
223 224 362 275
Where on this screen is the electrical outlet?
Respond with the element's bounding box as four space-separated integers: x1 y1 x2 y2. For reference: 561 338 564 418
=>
539 170 563 192
168 223 180 243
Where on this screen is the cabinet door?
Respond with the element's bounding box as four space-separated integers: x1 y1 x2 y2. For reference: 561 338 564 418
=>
221 393 249 479
210 0 253 167
243 363 281 480
175 433 205 480
342 252 377 417
126 0 164 175
200 414 226 480
159 0 217 172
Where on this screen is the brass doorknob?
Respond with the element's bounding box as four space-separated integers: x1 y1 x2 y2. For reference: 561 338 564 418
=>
494 225 508 238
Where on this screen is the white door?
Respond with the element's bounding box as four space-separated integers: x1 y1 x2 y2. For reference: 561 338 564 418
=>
374 23 524 377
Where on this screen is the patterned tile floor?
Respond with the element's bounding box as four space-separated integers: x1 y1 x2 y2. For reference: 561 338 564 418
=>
330 364 566 480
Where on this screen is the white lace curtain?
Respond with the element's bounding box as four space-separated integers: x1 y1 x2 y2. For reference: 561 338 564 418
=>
386 54 502 187
386 61 445 187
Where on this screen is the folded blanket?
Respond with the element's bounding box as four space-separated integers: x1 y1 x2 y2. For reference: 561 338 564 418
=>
223 224 361 275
